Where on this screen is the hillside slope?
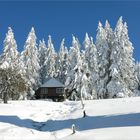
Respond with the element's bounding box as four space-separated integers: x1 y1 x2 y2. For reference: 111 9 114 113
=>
0 97 140 140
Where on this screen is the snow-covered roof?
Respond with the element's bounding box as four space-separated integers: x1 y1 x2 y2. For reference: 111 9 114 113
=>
41 78 65 88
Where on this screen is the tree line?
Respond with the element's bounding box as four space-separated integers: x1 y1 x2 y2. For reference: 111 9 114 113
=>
0 16 140 103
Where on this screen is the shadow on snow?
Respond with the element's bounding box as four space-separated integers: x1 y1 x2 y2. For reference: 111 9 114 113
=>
0 113 140 131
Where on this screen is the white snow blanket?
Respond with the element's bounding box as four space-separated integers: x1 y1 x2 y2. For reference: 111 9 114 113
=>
0 97 140 140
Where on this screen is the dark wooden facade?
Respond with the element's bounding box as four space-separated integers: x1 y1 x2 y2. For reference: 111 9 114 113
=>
35 78 65 101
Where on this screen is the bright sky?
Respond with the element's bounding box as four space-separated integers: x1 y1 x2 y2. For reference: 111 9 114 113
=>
0 1 140 61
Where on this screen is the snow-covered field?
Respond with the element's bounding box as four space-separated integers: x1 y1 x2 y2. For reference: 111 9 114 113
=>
0 97 140 140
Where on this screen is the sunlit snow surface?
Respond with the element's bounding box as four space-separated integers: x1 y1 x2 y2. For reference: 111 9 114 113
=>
0 97 140 140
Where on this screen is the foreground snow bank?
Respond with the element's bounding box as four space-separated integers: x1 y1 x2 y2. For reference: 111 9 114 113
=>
0 97 140 140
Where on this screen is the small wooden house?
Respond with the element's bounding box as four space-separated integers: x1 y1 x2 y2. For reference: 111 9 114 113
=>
35 78 65 101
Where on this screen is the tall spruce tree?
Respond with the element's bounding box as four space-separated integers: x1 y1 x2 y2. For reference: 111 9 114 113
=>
103 20 114 98
56 39 69 83
65 35 82 100
2 27 19 67
22 27 40 98
0 27 28 103
83 33 98 99
96 22 110 98
107 17 138 98
38 39 48 84
45 35 57 78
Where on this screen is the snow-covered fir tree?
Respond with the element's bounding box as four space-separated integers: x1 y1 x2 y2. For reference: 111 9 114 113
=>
2 27 19 67
83 33 98 99
21 27 40 98
2 27 27 80
65 35 83 100
45 35 57 78
0 28 28 102
104 20 114 47
95 22 110 99
103 20 115 98
79 60 92 100
56 39 69 83
107 17 138 98
38 39 48 84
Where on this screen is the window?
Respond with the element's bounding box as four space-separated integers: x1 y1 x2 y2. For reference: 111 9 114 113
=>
56 88 64 94
41 88 48 94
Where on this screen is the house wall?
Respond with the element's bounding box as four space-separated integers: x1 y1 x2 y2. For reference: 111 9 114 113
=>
35 87 64 100
47 88 58 97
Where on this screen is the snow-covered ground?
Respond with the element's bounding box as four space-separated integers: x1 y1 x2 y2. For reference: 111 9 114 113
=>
0 97 140 140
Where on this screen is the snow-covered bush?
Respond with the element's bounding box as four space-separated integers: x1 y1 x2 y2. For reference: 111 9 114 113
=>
0 66 28 103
